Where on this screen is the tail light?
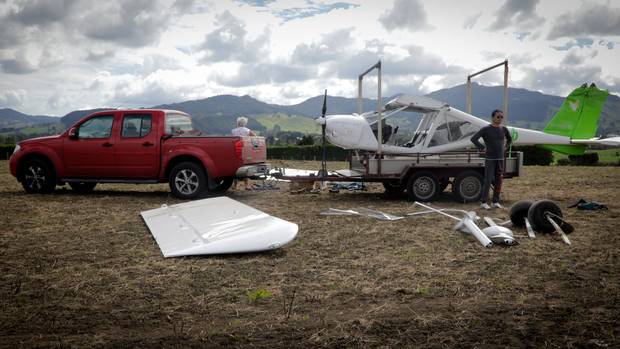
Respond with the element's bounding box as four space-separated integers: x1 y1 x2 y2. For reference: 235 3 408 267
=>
234 139 243 160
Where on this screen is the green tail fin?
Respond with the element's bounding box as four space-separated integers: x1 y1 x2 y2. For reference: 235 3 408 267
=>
542 84 608 155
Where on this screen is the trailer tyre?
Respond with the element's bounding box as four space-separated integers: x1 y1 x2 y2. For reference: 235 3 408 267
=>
527 200 562 233
169 162 208 199
407 171 439 202
509 200 533 228
452 170 483 203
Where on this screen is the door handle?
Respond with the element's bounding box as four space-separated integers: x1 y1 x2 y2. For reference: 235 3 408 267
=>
142 141 154 147
102 142 114 147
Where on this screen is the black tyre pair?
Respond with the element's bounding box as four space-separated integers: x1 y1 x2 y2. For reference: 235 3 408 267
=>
509 200 574 234
389 170 483 202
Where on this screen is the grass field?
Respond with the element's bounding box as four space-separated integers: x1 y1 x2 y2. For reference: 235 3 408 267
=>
1 161 619 348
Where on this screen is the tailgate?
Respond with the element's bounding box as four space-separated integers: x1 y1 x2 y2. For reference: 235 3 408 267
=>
241 136 266 164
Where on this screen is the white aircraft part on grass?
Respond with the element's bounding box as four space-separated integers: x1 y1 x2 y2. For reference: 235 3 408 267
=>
141 197 298 257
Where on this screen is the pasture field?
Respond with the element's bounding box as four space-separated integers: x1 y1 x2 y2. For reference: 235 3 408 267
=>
1 160 619 348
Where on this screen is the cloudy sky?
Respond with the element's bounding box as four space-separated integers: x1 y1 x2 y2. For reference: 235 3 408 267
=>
1 0 619 116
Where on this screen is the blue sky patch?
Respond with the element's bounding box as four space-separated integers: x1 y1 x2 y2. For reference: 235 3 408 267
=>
551 38 594 51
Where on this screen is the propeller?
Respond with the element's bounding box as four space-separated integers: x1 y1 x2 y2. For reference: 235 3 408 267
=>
319 89 328 177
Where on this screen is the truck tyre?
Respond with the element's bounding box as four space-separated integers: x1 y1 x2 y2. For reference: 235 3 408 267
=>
383 180 405 197
213 177 234 193
527 200 562 233
169 162 208 199
509 200 533 228
20 158 56 194
407 171 439 202
69 182 97 193
452 170 483 203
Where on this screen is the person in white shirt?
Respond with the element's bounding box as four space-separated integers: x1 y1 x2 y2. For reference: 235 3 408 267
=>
231 116 256 137
232 116 255 190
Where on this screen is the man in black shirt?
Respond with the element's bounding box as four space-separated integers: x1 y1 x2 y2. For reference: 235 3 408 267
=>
470 110 512 209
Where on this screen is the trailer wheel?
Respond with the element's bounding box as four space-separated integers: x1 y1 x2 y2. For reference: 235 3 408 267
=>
527 200 562 233
509 200 533 228
383 180 404 197
169 162 208 199
407 171 439 202
452 170 483 203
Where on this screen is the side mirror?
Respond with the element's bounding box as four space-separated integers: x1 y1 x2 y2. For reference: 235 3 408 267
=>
68 127 78 139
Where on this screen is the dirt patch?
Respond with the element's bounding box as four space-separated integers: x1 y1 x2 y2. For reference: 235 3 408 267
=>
1 160 619 348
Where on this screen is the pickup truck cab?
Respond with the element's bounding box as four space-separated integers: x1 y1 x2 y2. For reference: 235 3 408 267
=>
9 109 268 199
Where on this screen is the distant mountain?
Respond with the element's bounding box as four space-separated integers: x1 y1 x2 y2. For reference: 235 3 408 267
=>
60 108 115 128
2 84 619 137
0 108 58 128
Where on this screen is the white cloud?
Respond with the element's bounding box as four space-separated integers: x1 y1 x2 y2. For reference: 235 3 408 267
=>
0 89 26 107
488 0 544 31
379 0 433 32
548 3 620 40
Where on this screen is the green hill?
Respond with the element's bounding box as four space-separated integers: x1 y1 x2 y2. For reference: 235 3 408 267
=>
255 113 321 133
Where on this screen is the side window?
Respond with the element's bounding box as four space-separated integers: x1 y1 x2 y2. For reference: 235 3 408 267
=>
78 115 114 139
122 114 152 138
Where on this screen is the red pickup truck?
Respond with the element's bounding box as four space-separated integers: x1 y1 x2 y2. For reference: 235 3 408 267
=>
9 109 268 199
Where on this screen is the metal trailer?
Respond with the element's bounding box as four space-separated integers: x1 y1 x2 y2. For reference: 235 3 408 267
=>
278 150 522 202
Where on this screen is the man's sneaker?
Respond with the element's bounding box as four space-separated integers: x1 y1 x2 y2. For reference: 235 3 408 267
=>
492 202 503 209
480 203 491 210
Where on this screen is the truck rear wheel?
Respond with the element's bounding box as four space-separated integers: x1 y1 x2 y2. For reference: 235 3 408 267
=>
452 170 483 203
20 158 56 194
169 162 207 199
407 171 439 202
213 177 234 193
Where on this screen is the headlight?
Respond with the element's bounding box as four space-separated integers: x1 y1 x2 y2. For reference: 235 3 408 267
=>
12 144 21 154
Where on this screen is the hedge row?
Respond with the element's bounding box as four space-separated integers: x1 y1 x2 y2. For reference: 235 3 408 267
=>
267 144 554 165
511 146 553 166
0 143 554 165
0 144 15 160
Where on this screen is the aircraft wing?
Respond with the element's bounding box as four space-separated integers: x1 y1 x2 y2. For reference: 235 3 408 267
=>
571 136 620 147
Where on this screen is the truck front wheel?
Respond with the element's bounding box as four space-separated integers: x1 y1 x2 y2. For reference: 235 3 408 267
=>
169 162 208 199
20 158 56 194
407 171 439 202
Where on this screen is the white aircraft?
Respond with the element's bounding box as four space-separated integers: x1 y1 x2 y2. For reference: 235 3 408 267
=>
318 84 619 155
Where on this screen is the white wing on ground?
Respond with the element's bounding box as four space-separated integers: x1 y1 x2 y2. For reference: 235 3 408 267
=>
141 197 298 257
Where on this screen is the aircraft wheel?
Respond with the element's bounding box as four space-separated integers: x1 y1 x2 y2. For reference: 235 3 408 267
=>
509 200 533 228
527 200 562 233
407 171 439 202
452 170 483 203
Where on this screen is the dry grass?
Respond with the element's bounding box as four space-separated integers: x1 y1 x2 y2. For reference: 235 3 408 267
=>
1 160 619 348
